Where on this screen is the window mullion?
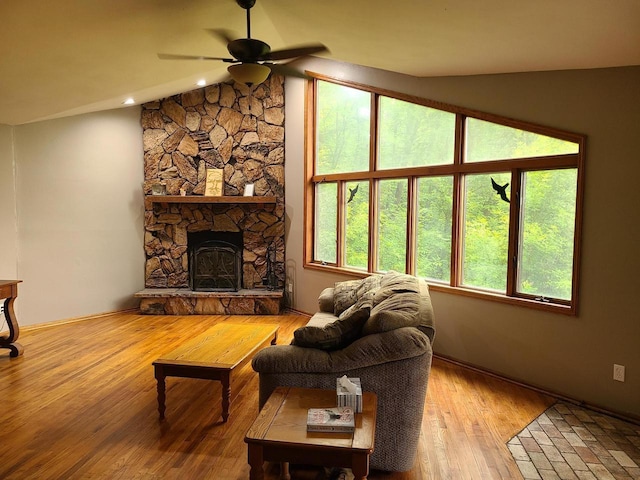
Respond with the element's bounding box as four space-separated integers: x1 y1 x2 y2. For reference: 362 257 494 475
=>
337 181 345 267
451 173 463 286
369 93 379 272
506 170 522 296
370 93 379 171
407 177 417 275
451 114 465 286
454 114 465 166
369 179 378 272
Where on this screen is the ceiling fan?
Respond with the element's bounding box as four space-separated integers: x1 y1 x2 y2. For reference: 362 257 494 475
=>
158 0 328 86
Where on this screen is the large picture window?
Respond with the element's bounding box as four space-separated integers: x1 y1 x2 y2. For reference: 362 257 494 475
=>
305 76 585 314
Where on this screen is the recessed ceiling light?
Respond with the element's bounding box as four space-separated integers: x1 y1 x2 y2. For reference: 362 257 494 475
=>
123 98 135 105
196 79 206 87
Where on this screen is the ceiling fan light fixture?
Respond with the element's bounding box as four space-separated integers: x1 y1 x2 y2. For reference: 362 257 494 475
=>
228 63 270 86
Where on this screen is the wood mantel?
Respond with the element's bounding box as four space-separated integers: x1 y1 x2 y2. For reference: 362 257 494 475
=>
145 195 277 206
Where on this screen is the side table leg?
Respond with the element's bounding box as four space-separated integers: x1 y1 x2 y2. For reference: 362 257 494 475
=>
351 454 370 480
0 296 24 357
7 343 24 358
247 444 264 480
221 372 230 422
280 462 290 480
154 366 166 420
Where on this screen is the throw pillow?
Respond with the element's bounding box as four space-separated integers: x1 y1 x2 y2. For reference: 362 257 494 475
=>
333 279 362 316
294 293 373 350
333 274 382 315
362 289 422 336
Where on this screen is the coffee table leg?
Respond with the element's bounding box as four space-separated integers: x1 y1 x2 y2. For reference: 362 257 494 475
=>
221 372 230 422
154 365 166 420
247 444 264 480
352 453 369 480
280 462 290 480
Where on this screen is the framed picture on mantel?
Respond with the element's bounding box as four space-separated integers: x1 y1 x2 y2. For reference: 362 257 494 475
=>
205 169 223 196
243 184 255 196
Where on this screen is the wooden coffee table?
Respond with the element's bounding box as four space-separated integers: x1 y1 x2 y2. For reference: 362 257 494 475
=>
245 387 377 480
153 322 278 422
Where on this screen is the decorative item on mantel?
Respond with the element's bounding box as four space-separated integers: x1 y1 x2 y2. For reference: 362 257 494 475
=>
204 168 223 196
151 182 167 195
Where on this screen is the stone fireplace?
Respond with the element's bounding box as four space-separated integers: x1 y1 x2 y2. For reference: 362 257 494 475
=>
135 76 285 315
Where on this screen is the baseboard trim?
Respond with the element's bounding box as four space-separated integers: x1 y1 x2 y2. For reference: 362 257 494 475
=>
21 308 140 332
282 307 312 317
434 353 640 426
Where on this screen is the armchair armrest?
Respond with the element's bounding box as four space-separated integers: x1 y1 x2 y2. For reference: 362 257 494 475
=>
252 327 431 374
317 287 334 313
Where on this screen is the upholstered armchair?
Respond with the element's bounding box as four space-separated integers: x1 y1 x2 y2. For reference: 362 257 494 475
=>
252 273 435 472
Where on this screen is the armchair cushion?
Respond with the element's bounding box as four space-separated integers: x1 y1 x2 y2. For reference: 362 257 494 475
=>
333 279 363 315
363 291 422 335
254 326 430 374
317 287 335 313
292 293 373 351
333 274 382 315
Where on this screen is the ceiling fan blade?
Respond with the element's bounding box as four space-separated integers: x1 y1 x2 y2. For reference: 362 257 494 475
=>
265 63 311 79
259 44 328 61
207 28 238 45
157 53 236 63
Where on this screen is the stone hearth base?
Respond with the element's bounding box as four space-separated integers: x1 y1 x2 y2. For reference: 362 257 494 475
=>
135 288 283 315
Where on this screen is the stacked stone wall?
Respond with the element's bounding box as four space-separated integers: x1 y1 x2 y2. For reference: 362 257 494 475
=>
141 76 285 291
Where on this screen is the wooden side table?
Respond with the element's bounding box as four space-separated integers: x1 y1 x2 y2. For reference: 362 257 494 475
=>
0 280 24 357
245 387 377 480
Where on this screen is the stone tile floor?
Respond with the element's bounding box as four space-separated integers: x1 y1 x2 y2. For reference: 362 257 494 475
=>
508 402 640 479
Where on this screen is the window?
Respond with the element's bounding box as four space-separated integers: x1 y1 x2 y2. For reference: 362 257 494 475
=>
305 76 585 314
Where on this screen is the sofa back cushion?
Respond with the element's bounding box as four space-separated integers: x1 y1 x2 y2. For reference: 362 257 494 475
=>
333 274 382 315
362 272 435 341
293 293 374 350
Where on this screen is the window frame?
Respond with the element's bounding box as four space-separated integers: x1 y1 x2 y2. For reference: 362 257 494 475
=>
303 73 585 315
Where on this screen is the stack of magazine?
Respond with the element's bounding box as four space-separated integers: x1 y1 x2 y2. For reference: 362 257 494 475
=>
306 407 355 433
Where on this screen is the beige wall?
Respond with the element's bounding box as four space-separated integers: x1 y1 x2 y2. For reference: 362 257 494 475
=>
284 60 640 419
0 124 18 279
12 107 145 326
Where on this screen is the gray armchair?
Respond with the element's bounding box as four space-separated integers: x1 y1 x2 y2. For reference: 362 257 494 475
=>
252 273 435 472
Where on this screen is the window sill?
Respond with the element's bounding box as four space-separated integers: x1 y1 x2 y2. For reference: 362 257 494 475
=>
304 262 576 316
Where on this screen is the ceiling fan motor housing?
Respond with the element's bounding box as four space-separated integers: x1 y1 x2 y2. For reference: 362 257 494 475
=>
236 0 256 9
228 38 271 63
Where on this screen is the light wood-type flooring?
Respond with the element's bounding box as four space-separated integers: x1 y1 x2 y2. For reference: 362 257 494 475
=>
0 312 556 479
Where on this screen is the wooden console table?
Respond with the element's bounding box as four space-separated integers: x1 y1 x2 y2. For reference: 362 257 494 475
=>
0 280 24 357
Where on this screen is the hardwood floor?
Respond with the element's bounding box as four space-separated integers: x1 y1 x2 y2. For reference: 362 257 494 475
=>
0 312 555 479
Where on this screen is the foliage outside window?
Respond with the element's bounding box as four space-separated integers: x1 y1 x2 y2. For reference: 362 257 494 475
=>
305 75 585 314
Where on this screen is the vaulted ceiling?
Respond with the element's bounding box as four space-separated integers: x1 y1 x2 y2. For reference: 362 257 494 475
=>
1 0 639 125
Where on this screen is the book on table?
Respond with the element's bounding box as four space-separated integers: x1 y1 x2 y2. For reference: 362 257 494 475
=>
306 407 355 433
